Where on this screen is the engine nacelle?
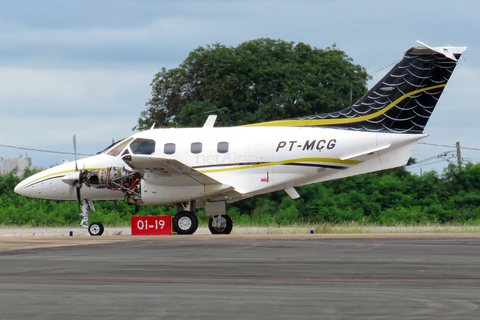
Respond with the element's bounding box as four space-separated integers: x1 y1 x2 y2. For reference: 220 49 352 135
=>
80 167 142 203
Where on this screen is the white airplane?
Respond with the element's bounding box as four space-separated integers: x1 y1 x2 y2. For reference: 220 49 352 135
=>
15 42 467 236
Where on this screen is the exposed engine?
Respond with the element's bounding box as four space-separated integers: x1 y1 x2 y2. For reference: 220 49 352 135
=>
80 167 142 204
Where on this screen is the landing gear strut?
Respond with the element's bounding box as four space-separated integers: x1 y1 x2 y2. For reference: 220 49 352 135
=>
79 199 104 236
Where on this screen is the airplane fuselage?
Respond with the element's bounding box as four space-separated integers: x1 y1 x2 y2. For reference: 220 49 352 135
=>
15 126 425 206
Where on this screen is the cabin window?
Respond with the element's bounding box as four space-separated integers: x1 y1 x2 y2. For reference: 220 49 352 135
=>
217 142 229 154
130 139 156 155
191 142 202 154
164 143 176 155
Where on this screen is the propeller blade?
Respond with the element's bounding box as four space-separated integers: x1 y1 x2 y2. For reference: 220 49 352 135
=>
76 187 81 209
72 134 82 209
73 134 78 172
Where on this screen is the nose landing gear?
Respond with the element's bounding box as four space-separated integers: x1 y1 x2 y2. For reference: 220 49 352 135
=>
88 222 104 236
79 199 104 236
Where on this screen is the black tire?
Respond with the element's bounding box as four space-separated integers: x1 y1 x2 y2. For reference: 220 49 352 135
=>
173 211 198 235
88 222 104 236
208 215 233 235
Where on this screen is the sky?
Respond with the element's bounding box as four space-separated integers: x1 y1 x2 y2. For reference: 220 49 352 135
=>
1 0 479 176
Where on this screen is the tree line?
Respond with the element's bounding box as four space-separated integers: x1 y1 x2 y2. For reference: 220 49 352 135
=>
2 163 480 227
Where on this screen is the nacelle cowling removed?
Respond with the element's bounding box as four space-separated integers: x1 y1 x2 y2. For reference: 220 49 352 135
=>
80 167 142 203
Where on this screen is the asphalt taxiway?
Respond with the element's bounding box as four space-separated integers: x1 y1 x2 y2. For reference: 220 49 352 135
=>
1 234 480 319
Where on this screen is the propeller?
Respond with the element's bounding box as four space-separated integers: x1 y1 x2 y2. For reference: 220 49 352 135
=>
61 135 82 206
73 134 78 172
73 134 82 208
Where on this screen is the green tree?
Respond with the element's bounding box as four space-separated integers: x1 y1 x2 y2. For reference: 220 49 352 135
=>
0 170 20 196
135 38 370 130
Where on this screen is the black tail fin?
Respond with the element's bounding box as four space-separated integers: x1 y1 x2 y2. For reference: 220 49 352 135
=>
248 42 467 133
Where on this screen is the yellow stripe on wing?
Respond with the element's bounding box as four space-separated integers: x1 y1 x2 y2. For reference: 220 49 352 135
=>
243 84 446 127
197 157 362 173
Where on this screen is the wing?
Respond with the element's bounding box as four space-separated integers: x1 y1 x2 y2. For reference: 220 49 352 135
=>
122 154 234 196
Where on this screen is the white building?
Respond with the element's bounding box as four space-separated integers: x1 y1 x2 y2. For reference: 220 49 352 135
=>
0 152 46 177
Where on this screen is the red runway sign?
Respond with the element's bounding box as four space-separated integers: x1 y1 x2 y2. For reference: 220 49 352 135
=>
131 216 172 235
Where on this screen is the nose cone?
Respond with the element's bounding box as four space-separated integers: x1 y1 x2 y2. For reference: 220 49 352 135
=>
14 181 23 195
14 163 76 200
14 170 48 198
61 171 80 186
14 154 126 201
14 173 36 197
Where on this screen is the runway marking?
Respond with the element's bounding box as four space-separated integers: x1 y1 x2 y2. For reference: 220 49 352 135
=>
1 276 480 285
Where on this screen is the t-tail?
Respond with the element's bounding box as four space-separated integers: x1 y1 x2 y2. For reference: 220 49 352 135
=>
246 41 468 133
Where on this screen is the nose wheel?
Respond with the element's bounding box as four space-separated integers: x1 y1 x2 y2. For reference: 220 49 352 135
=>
79 200 104 236
88 222 104 236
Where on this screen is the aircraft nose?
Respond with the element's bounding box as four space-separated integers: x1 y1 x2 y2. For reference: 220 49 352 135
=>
14 163 81 200
14 182 22 195
14 175 36 197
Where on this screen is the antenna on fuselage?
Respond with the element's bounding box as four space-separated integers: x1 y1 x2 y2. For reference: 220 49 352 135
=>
203 115 217 128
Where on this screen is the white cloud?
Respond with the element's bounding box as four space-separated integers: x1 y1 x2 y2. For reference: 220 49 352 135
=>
0 67 152 115
0 67 153 166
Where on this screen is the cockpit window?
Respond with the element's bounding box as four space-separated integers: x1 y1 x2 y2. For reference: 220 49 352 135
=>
130 138 156 155
105 138 133 156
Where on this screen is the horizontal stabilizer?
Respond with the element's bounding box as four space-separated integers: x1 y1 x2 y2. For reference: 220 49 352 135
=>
416 40 467 61
340 145 391 161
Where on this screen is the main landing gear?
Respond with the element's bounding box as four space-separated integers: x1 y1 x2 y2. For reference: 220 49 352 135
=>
208 215 233 234
172 202 233 235
173 211 198 235
172 202 198 235
80 199 104 236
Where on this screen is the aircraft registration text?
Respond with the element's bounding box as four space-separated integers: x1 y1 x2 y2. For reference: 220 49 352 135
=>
276 139 337 152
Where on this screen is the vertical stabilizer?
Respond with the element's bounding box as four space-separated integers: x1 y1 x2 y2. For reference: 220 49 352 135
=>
247 42 467 133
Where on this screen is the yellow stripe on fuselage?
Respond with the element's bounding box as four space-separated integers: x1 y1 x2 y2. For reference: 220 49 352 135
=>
197 157 362 173
17 168 110 189
243 84 446 127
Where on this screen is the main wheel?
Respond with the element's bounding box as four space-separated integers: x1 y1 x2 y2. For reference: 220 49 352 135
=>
173 211 198 235
208 215 233 235
88 222 104 236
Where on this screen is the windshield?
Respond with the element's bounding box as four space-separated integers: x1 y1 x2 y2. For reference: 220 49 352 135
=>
103 138 133 156
97 139 124 154
130 138 156 155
